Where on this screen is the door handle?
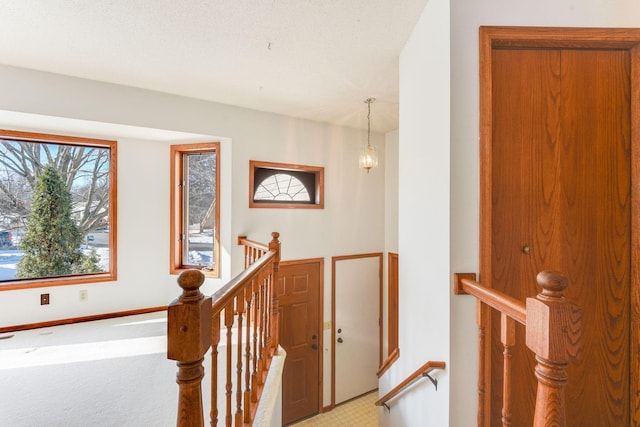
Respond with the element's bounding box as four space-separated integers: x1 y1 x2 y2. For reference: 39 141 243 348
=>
337 337 344 343
311 344 318 350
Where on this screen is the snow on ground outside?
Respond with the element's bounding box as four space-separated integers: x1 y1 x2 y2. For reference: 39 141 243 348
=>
0 248 110 283
0 231 214 283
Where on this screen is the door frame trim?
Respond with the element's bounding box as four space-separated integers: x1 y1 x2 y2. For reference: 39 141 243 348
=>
479 25 640 426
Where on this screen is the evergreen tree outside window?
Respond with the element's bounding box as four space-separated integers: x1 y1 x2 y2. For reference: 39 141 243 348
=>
17 166 101 279
0 130 117 290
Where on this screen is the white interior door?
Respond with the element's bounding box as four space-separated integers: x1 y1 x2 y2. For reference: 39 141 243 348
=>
334 255 380 404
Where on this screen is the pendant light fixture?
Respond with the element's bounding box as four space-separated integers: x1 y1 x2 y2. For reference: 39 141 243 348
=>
359 97 378 173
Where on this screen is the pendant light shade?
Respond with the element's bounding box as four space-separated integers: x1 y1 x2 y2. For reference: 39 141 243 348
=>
359 98 378 173
359 143 378 171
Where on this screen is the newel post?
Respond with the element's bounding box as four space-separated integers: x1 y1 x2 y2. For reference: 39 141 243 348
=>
269 232 281 355
167 269 212 427
525 271 582 427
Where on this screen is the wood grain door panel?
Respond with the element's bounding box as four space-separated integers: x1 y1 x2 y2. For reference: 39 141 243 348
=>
560 49 631 425
279 260 321 425
491 48 561 424
490 46 631 426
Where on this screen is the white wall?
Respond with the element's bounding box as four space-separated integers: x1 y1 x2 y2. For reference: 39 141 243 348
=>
448 1 640 426
378 0 451 426
0 65 386 408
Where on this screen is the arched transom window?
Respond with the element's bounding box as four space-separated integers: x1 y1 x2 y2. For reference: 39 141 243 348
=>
249 161 324 209
254 173 310 201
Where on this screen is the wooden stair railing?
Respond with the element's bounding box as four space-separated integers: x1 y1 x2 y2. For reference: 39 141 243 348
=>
454 271 582 427
167 232 281 427
375 360 446 410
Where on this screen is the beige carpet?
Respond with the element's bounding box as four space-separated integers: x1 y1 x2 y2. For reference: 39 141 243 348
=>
0 312 180 427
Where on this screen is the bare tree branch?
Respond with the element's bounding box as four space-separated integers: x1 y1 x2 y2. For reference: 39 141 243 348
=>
0 139 111 235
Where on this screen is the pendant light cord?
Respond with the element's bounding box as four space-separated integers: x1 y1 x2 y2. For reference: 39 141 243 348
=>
365 97 375 148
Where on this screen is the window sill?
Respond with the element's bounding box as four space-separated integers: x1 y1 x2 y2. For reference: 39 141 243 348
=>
171 266 219 279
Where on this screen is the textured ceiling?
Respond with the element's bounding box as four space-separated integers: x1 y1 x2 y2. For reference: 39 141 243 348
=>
0 1 428 133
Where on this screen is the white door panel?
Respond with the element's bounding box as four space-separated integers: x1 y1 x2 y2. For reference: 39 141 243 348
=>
334 255 379 404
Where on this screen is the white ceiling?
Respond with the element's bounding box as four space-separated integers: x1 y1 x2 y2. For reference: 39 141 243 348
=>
0 1 428 133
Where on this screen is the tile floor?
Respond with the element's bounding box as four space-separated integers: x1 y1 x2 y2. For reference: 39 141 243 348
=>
289 390 379 426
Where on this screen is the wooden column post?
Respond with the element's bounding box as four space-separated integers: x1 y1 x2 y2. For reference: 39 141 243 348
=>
167 269 212 427
268 232 281 355
525 271 582 427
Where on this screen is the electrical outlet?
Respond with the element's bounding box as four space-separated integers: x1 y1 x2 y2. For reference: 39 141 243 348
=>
79 290 88 301
40 293 50 305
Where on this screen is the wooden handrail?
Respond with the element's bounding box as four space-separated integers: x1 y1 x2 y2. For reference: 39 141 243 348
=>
454 273 526 325
168 232 281 427
375 360 446 408
453 271 581 427
237 235 269 252
210 251 276 313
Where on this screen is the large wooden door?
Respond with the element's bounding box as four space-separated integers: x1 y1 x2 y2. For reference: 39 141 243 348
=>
279 260 321 425
481 27 640 427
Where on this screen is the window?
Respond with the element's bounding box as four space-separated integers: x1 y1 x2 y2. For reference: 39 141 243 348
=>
170 143 220 277
0 129 117 290
249 161 324 209
254 173 310 202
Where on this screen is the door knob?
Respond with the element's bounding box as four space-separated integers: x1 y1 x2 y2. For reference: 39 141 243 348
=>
311 344 318 350
337 337 344 343
522 245 531 254
337 328 342 333
311 334 317 340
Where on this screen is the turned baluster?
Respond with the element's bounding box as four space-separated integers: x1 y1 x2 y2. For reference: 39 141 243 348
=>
268 232 281 355
235 295 245 426
251 279 262 400
167 269 212 427
243 285 253 423
224 305 234 427
263 270 273 361
477 300 488 427
501 313 515 426
258 276 267 384
210 313 221 426
526 271 582 427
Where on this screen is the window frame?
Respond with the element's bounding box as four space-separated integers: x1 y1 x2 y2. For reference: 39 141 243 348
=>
170 142 220 277
249 160 324 209
0 129 118 291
